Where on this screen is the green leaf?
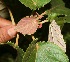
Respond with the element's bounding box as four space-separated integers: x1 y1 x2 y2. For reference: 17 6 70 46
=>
6 42 24 62
36 42 69 62
23 38 38 62
19 0 51 10
48 13 59 21
46 0 70 23
23 40 69 62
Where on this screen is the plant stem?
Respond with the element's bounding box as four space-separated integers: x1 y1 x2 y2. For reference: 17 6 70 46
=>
8 9 15 25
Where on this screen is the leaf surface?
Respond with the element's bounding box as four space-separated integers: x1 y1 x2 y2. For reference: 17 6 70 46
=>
23 40 69 62
47 0 70 23
7 42 24 62
19 0 51 10
36 42 69 62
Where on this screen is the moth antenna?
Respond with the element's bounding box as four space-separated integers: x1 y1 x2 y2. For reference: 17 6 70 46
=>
39 19 48 24
36 11 46 20
35 12 39 17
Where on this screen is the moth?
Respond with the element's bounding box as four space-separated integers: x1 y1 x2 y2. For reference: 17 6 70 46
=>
0 11 46 43
48 20 66 52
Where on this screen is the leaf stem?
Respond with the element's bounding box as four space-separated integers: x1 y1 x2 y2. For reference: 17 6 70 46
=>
8 9 15 25
15 34 19 46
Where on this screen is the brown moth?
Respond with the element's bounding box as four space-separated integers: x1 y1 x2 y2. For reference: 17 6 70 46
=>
0 11 46 43
48 20 66 52
15 16 38 35
15 11 46 35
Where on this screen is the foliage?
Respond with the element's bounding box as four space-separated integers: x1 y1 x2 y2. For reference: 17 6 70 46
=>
0 0 70 62
19 0 51 10
0 42 24 62
22 40 69 62
46 0 70 23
